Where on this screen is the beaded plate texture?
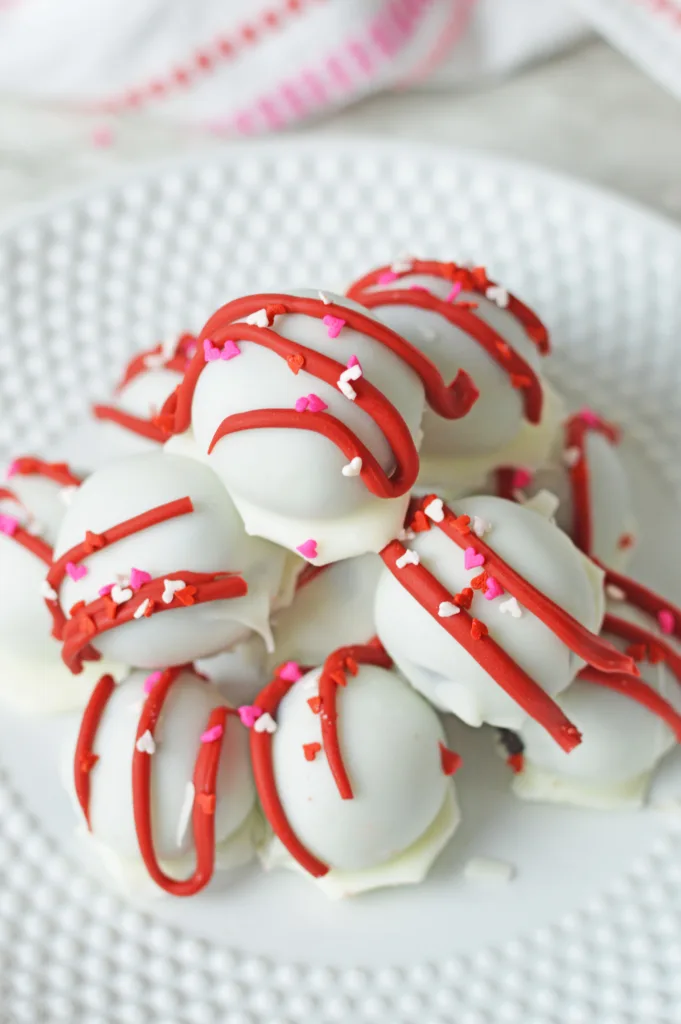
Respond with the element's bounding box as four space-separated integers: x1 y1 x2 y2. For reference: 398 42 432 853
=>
0 141 680 1024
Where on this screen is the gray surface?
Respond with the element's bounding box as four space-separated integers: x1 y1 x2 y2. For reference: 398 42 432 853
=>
0 40 680 223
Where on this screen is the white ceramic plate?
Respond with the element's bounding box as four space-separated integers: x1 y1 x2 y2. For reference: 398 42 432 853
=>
0 140 681 1024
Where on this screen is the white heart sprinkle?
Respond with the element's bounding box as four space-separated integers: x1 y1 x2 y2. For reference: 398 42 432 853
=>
562 446 581 468
499 596 522 618
337 379 357 401
438 601 460 618
606 584 626 601
136 730 156 754
176 782 195 848
41 580 58 601
26 518 44 537
59 486 78 505
486 285 509 308
318 291 331 305
471 516 491 538
398 528 416 542
161 337 177 360
341 457 363 477
522 489 561 520
245 308 269 328
111 583 133 605
133 598 151 619
253 712 277 734
162 578 186 604
424 497 444 523
143 353 166 370
340 364 362 383
391 257 414 273
396 549 420 569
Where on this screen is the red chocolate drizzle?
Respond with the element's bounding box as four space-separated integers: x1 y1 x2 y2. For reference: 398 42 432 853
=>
380 498 637 751
578 666 681 742
46 496 247 673
74 666 234 896
251 642 452 877
161 294 479 502
347 259 549 425
563 411 621 556
0 457 81 565
93 334 197 444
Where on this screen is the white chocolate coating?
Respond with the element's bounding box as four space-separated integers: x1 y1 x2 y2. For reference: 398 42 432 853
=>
374 495 605 730
54 452 293 668
0 469 123 713
262 662 458 892
526 423 637 571
189 291 425 564
361 273 563 495
269 554 382 669
70 669 256 872
90 366 184 463
515 601 681 808
197 635 269 707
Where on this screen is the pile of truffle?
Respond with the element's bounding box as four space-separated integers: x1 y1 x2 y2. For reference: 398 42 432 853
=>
1 259 679 901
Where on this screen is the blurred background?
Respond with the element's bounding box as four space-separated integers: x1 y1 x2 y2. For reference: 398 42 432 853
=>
0 0 680 221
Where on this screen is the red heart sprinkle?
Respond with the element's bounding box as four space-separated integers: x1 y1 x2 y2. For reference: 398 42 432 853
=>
303 742 322 762
510 374 532 389
83 530 105 553
451 515 471 535
287 353 305 374
439 742 462 776
197 792 216 815
453 588 473 610
174 585 198 606
410 510 431 533
307 696 322 714
471 618 488 640
470 571 489 591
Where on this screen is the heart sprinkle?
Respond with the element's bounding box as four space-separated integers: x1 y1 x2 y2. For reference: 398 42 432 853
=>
303 742 322 761
470 571 489 592
410 510 430 533
162 578 186 604
287 353 305 374
322 314 346 339
605 584 626 601
464 547 485 570
0 514 19 536
452 515 471 535
143 671 163 694
486 285 510 308
238 705 264 727
471 619 488 641
41 580 58 601
201 724 224 743
341 456 363 477
578 407 600 427
562 446 581 468
253 712 277 734
378 270 399 284
454 588 474 610
484 577 504 601
66 561 87 582
296 538 318 560
424 497 445 523
318 291 331 305
295 393 328 413
396 549 420 569
245 308 269 328
130 567 152 590
445 282 462 302
134 599 151 619
136 730 156 755
658 609 675 635
499 596 522 618
438 601 460 618
511 468 533 490
440 744 463 776
203 339 221 362
471 516 491 538
279 661 303 682
221 340 241 360
337 378 357 401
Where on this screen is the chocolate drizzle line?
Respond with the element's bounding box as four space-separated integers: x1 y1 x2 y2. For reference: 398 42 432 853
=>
92 334 197 444
47 496 247 673
74 666 233 896
347 259 549 424
563 411 621 556
161 294 479 502
0 457 82 565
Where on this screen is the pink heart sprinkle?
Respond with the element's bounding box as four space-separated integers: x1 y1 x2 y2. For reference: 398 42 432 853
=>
445 282 463 302
512 468 533 489
201 724 224 743
347 354 361 369
295 396 309 412
0 514 19 536
378 271 398 284
130 567 152 590
322 314 346 339
658 609 675 635
279 661 303 682
143 670 163 694
296 538 318 560
221 340 240 360
306 394 328 413
203 338 221 362
579 408 600 428
484 576 504 600
66 561 87 581
98 583 114 597
464 547 485 570
5 461 20 479
238 704 264 728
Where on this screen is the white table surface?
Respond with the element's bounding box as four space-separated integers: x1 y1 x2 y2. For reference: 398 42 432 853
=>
0 39 680 225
